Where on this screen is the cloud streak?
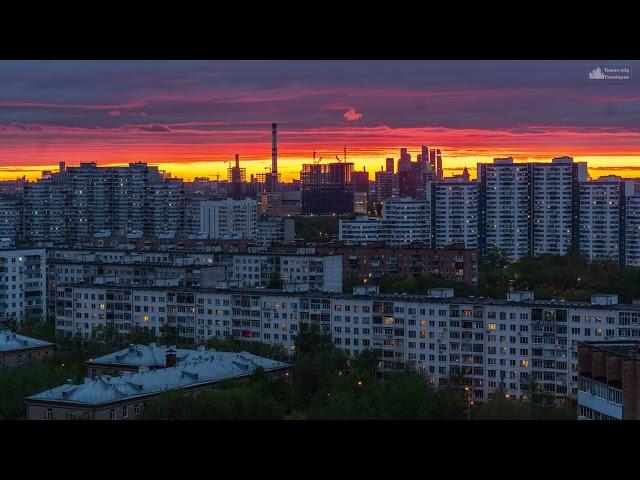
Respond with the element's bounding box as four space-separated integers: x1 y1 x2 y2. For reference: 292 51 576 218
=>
0 60 638 181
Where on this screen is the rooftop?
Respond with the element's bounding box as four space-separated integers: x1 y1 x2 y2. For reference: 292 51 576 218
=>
87 343 215 368
27 350 291 406
579 341 640 361
0 330 54 353
58 282 640 311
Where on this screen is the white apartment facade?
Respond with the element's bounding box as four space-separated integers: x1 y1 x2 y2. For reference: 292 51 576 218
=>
54 283 640 405
231 253 342 292
0 249 47 325
381 197 429 245
625 194 640 267
255 218 295 250
339 198 429 246
431 179 478 249
531 157 587 256
199 198 258 240
338 216 382 244
478 158 531 261
579 178 622 262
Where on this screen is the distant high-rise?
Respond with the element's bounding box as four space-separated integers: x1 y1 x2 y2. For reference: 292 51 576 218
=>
421 145 429 164
398 148 411 173
300 161 355 214
385 158 395 174
227 154 247 199
436 149 443 180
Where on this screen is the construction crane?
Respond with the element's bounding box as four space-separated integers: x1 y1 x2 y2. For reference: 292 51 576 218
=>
313 151 323 164
335 146 347 163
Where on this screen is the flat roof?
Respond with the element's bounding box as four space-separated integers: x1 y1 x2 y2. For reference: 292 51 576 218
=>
0 330 54 353
57 282 640 311
27 350 291 407
579 341 640 360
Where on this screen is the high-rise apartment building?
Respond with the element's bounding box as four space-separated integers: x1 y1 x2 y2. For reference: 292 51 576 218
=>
531 157 587 256
624 192 640 267
339 197 429 246
478 158 532 261
21 162 186 245
431 174 478 249
199 198 258 240
578 177 623 263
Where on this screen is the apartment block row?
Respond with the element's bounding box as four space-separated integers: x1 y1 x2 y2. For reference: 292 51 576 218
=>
47 247 342 295
53 282 640 404
2 164 298 247
340 157 640 265
196 198 295 246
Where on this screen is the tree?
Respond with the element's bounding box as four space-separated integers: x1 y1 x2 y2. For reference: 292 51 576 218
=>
351 348 381 378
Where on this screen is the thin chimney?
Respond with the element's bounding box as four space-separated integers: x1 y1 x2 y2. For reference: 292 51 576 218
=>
271 123 278 174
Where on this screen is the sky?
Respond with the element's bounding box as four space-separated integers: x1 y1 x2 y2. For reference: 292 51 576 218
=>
1 60 639 182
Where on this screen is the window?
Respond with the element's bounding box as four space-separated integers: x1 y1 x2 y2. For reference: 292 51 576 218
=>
46 408 53 420
122 406 128 418
110 409 116 420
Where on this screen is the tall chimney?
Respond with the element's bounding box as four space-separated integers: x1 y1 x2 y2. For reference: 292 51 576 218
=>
271 123 278 174
235 154 240 169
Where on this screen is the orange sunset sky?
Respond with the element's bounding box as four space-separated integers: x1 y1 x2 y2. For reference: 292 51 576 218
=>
1 60 639 182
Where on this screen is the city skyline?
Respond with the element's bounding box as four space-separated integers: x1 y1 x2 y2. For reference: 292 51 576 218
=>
1 60 640 181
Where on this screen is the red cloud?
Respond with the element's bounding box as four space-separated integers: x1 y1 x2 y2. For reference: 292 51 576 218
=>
344 107 363 121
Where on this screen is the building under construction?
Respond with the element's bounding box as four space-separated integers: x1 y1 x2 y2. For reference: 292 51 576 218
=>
227 154 247 199
300 160 355 214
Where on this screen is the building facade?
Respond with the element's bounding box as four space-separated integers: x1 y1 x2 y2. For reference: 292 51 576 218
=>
199 198 258 240
577 341 640 420
53 283 640 405
0 330 55 368
478 158 532 261
578 178 623 263
271 243 478 286
431 177 478 249
230 253 342 292
531 157 587 257
339 198 429 246
0 248 47 325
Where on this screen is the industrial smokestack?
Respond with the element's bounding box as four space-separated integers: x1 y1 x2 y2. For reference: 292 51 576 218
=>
235 154 239 169
271 123 278 174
